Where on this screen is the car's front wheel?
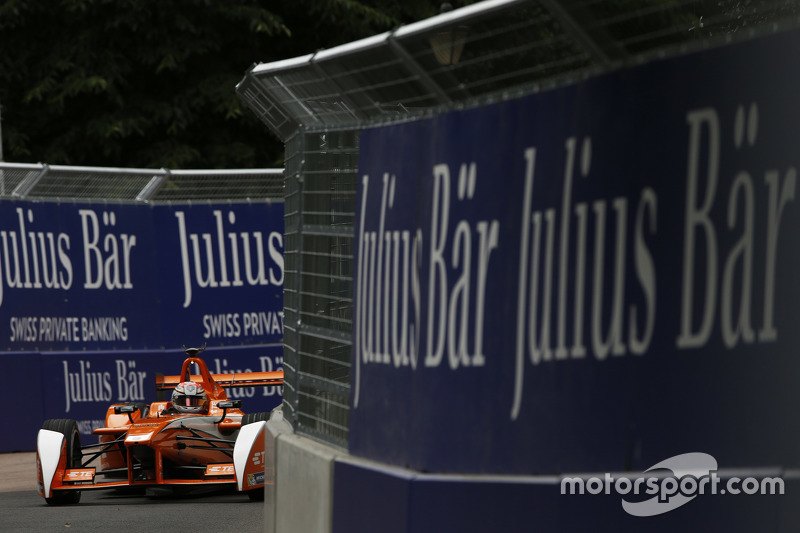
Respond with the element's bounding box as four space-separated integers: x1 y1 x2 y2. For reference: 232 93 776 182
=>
241 411 270 501
41 419 82 505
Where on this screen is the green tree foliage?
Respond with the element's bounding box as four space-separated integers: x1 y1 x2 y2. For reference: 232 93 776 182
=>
0 0 475 168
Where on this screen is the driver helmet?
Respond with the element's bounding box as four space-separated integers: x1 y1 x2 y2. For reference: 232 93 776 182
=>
172 381 207 414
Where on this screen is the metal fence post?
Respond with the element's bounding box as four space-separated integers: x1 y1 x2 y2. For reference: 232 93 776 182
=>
135 168 170 202
12 163 48 198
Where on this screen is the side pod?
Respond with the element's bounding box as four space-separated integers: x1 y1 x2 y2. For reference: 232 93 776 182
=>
233 421 266 492
37 429 66 499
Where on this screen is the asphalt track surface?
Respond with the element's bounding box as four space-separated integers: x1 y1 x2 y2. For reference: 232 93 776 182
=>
1 453 264 533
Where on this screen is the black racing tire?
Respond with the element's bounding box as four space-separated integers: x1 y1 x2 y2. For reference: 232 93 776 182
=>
242 411 270 425
41 419 82 505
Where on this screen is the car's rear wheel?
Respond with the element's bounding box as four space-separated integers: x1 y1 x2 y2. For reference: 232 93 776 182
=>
41 419 82 505
242 411 270 425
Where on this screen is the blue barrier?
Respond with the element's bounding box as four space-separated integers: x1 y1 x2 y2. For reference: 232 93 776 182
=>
1 352 43 452
0 201 284 351
350 27 800 476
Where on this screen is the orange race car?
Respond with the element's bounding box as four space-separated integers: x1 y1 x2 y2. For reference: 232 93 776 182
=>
35 345 282 505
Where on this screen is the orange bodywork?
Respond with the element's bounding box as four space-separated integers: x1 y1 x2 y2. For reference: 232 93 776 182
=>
37 355 279 499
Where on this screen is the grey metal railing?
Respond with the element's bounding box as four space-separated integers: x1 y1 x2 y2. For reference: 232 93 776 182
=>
0 162 283 203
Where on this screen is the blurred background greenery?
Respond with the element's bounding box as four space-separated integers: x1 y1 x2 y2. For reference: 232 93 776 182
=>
0 0 476 168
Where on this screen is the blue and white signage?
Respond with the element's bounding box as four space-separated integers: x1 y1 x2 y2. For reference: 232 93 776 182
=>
154 203 284 348
349 30 800 475
0 201 284 350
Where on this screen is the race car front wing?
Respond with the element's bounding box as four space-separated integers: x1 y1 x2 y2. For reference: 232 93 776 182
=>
36 420 268 499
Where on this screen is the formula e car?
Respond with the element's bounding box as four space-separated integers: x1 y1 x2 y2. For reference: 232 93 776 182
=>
36 346 282 505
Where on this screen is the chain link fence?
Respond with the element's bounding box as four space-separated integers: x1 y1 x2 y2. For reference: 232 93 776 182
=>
237 0 800 450
0 162 283 203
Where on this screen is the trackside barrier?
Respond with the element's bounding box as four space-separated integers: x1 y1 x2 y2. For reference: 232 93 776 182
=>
235 1 800 530
264 410 292 532
261 429 800 532
237 0 800 456
0 199 284 352
275 432 338 533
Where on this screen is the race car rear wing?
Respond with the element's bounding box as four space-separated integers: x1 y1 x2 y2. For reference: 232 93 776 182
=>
156 370 284 391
